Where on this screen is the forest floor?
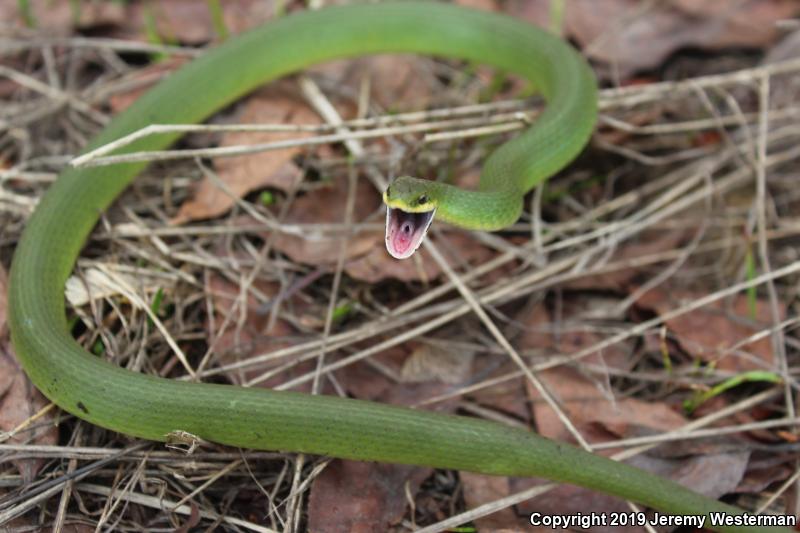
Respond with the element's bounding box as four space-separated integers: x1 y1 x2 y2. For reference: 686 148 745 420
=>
1 1 800 532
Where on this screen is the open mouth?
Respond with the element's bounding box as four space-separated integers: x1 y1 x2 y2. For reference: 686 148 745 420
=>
385 206 436 259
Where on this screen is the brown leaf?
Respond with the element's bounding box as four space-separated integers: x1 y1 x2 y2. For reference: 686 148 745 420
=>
0 0 125 34
108 57 187 114
504 0 556 31
308 461 430 533
0 266 58 483
308 345 458 533
119 0 276 43
400 342 475 385
632 449 750 500
526 367 686 445
563 229 693 292
454 0 501 13
308 55 433 111
459 472 519 531
635 289 784 372
764 29 800 111
371 55 434 108
463 346 532 423
517 302 633 371
204 270 317 392
175 89 322 223
334 345 460 409
512 0 799 78
268 173 381 265
738 459 794 493
468 377 532 424
671 0 797 48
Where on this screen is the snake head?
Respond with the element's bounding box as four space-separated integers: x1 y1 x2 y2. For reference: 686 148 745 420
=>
383 176 438 259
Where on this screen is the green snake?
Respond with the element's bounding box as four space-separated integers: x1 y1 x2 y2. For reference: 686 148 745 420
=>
8 3 790 531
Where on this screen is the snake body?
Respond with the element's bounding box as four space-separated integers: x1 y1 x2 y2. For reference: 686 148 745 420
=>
8 4 789 531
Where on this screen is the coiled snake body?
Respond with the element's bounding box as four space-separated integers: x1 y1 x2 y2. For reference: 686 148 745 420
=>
8 4 787 532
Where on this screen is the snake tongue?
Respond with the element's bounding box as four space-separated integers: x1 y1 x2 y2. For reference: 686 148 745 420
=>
385 206 436 259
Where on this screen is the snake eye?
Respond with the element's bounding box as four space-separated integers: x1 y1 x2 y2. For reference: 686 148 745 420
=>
385 186 392 197
417 194 428 205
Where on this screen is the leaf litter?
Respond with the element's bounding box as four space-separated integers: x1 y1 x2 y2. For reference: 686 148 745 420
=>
0 266 58 486
1 0 799 531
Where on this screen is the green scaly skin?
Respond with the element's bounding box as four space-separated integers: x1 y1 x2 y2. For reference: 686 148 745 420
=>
7 4 789 531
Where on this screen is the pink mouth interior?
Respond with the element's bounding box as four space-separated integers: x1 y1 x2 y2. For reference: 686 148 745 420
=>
385 207 435 259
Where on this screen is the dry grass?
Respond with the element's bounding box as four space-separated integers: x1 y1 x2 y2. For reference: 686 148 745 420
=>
1 16 800 533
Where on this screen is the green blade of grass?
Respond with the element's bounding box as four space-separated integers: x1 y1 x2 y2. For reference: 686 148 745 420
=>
745 244 758 320
147 287 165 328
18 0 36 27
683 370 782 414
207 0 228 41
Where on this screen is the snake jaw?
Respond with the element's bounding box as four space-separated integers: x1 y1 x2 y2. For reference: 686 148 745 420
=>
385 205 436 259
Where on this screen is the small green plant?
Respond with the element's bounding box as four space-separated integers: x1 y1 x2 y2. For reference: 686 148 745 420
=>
17 0 36 27
744 244 758 320
207 0 228 40
147 287 165 328
683 370 782 414
332 301 353 323
548 0 565 35
259 190 275 206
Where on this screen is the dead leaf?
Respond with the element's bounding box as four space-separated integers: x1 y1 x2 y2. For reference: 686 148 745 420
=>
175 89 322 223
467 375 532 423
459 472 519 531
511 0 799 78
503 0 555 30
737 458 795 493
527 367 686 445
517 302 633 371
108 57 187 114
308 461 430 533
309 55 433 111
308 345 460 533
128 0 275 44
267 173 381 265
635 289 784 372
204 270 317 392
364 55 435 108
334 345 461 409
65 266 176 307
0 0 125 34
0 266 58 483
765 29 800 111
454 0 500 13
563 229 692 291
629 448 750 499
400 342 474 385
